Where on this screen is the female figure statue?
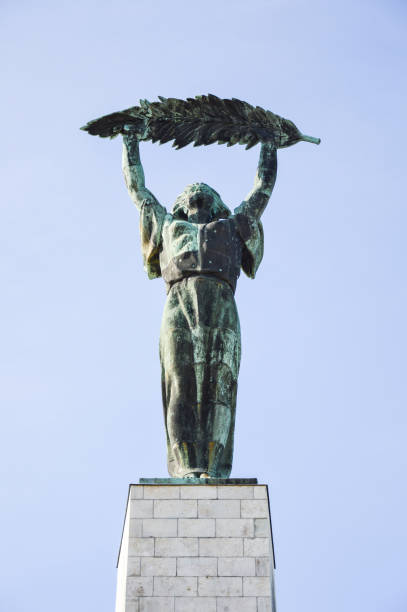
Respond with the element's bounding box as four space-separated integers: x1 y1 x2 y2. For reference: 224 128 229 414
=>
122 128 277 478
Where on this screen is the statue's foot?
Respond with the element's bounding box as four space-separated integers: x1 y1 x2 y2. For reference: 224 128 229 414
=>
182 471 212 479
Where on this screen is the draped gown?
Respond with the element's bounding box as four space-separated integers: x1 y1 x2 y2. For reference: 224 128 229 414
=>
139 199 264 478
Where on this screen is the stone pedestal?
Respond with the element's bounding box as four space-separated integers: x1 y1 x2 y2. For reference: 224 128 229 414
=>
115 481 276 612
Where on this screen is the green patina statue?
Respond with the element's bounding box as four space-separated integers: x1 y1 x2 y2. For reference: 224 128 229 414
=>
82 95 319 478
123 131 275 478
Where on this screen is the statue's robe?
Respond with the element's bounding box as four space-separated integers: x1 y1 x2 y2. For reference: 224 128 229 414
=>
139 199 263 477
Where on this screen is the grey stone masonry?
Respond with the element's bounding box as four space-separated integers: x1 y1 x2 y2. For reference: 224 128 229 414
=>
115 484 276 612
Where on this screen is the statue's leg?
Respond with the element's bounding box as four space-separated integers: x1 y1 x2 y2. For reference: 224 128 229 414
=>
215 375 238 478
161 328 206 477
198 362 237 477
193 279 241 478
160 281 211 477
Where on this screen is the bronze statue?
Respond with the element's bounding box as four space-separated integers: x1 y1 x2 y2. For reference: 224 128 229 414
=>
82 95 319 478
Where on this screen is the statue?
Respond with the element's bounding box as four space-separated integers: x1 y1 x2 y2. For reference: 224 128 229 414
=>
81 95 319 478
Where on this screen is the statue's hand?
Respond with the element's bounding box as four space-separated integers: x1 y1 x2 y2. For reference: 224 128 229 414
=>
262 141 277 153
123 123 140 133
123 120 149 141
122 123 145 170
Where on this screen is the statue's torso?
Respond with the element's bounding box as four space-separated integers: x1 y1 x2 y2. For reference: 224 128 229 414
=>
160 217 243 292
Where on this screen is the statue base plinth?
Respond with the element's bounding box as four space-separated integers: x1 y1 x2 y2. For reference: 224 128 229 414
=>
139 478 258 485
115 481 276 612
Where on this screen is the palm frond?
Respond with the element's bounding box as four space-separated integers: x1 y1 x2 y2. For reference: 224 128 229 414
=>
80 95 320 149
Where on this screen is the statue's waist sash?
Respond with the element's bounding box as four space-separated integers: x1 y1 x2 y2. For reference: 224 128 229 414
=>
162 249 241 293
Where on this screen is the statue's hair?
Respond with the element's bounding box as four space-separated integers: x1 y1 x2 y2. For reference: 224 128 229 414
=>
172 183 231 221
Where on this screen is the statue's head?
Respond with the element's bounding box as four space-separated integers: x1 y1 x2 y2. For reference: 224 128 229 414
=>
172 183 231 223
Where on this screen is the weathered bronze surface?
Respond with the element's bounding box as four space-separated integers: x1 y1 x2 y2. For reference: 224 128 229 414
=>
82 96 319 478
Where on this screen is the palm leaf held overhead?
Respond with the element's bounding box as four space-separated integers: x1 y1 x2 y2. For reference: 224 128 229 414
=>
80 94 320 150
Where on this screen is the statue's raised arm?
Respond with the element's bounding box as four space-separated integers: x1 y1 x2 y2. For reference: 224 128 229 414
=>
122 127 166 214
122 127 167 280
235 143 277 220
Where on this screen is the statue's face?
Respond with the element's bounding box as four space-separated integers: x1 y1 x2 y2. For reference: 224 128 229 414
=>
186 184 214 209
185 183 215 222
173 182 230 223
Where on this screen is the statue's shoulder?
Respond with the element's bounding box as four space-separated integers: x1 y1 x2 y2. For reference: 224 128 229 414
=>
163 211 174 223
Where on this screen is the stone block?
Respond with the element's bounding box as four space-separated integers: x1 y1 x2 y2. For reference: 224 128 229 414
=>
130 486 144 499
216 519 254 537
253 486 268 499
216 597 257 612
180 486 217 499
128 538 154 557
177 557 217 576
127 557 141 577
217 486 254 499
254 518 270 537
126 576 153 599
144 486 180 499
258 596 272 611
244 538 270 557
129 519 143 537
255 558 270 577
154 500 197 518
198 499 240 518
218 557 255 577
241 500 269 519
199 537 243 557
243 576 271 597
130 500 153 519
178 518 215 537
123 603 138 612
175 597 216 611
142 518 177 537
154 577 197 596
140 557 176 576
155 537 198 557
198 576 242 596
139 597 174 612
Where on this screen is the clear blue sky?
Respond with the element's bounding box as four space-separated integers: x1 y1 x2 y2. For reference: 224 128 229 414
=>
1 1 406 611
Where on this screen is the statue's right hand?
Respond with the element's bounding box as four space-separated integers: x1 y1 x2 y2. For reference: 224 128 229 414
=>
122 120 148 140
123 123 139 133
122 123 144 168
122 124 141 143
